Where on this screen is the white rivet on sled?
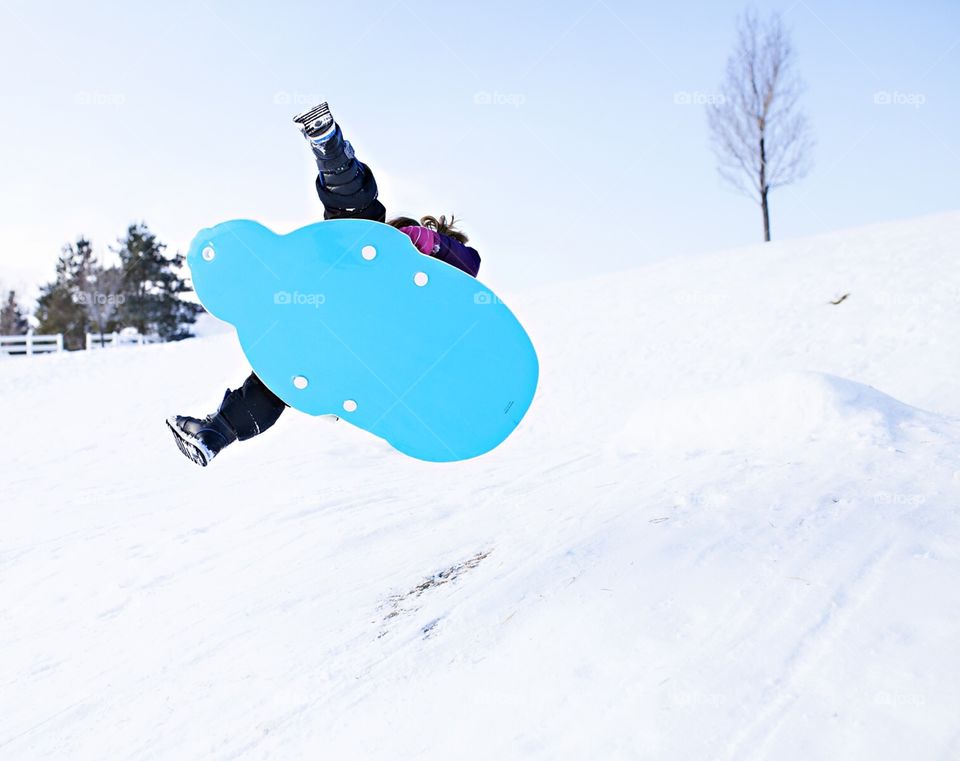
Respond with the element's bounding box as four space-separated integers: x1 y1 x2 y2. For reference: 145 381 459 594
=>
342 399 358 412
361 245 377 260
201 245 216 261
293 375 309 390
414 271 429 287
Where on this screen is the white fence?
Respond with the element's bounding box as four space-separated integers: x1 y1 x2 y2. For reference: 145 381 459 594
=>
86 330 161 350
0 332 63 356
0 330 162 356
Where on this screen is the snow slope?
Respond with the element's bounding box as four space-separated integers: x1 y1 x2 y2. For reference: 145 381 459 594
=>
2 211 960 760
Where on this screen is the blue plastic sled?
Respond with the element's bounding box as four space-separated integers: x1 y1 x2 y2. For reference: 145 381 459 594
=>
186 219 538 462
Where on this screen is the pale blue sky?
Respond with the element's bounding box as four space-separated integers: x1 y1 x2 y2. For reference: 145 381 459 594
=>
0 0 957 298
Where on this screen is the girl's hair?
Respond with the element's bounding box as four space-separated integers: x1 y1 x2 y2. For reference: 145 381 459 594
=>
387 214 469 244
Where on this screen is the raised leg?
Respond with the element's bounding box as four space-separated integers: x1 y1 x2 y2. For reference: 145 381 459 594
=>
293 102 387 222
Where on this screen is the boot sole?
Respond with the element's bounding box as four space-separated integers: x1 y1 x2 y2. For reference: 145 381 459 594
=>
166 416 212 467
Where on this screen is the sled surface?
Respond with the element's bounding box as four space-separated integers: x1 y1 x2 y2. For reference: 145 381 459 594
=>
187 219 538 462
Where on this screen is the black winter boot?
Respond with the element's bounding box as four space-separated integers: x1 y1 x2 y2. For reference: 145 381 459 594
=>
166 375 287 467
166 407 237 467
293 102 360 189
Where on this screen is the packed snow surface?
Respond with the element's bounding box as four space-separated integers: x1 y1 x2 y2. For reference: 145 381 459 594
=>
2 212 959 759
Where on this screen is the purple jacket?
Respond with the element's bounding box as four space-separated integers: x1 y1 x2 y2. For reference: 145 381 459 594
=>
399 226 481 278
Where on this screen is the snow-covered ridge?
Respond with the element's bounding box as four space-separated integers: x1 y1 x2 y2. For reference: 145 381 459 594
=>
619 371 946 453
2 211 959 760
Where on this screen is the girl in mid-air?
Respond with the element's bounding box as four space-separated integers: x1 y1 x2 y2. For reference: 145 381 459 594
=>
167 102 481 466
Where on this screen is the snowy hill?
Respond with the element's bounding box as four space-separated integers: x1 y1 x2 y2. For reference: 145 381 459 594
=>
2 211 960 759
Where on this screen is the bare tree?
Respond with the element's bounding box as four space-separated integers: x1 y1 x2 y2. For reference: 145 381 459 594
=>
708 8 814 241
78 263 126 346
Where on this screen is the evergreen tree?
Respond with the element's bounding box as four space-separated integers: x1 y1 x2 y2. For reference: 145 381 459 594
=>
114 223 201 341
0 290 30 335
35 237 96 350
